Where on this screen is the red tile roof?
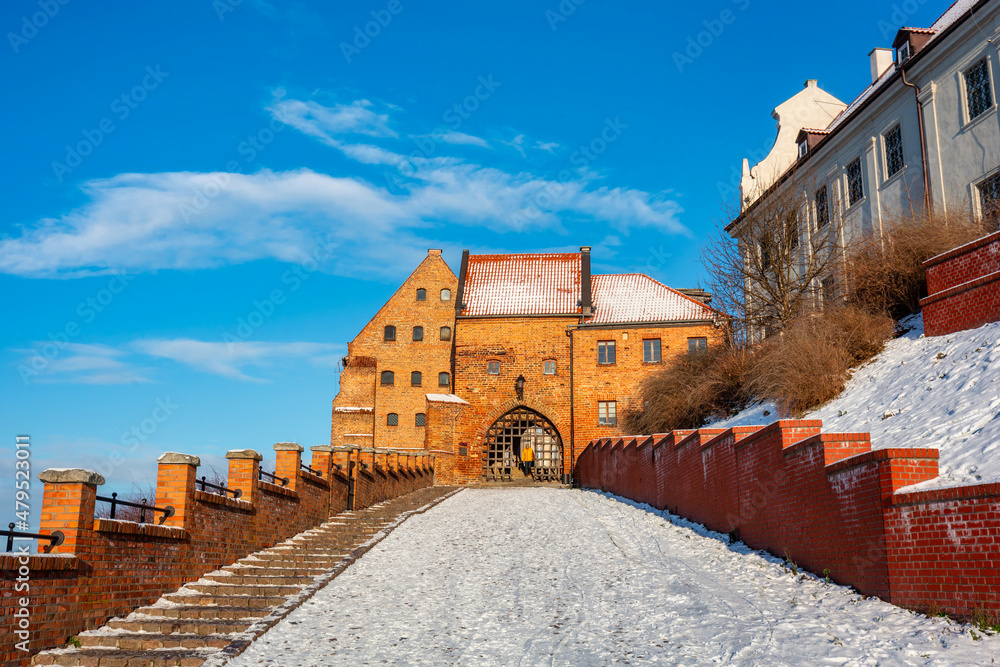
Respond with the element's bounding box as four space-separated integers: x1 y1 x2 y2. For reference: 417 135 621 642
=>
461 253 582 316
588 274 716 324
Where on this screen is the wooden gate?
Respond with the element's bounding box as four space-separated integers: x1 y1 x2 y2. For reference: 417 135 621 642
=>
483 407 563 482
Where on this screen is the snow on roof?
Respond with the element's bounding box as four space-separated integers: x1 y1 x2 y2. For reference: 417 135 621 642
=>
426 393 470 405
462 253 581 316
334 406 374 413
587 274 716 324
825 0 977 133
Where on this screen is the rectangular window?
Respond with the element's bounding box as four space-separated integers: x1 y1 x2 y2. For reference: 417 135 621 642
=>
822 276 836 306
415 413 426 427
487 361 500 375
643 339 661 363
598 401 617 426
965 58 994 121
978 172 1000 226
847 158 864 206
543 360 556 375
788 220 799 250
884 125 904 177
597 341 616 365
797 140 808 159
815 185 829 229
688 337 707 355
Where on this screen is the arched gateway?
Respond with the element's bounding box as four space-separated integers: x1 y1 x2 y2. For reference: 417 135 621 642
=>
483 407 563 482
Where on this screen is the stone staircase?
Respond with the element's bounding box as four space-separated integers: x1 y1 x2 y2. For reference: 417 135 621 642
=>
31 486 459 667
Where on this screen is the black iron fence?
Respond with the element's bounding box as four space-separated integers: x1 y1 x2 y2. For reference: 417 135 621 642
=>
3 523 64 552
96 493 175 524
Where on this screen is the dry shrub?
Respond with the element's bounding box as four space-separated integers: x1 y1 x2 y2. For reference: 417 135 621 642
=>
748 307 894 417
848 210 990 319
623 343 755 434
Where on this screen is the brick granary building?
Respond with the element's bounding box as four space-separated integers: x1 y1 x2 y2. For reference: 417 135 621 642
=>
331 247 723 485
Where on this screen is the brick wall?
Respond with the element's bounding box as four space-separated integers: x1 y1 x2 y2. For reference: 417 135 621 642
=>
0 443 433 666
577 420 1000 619
332 249 458 450
921 230 1000 336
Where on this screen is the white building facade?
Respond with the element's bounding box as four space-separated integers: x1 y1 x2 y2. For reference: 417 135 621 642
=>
730 0 1000 316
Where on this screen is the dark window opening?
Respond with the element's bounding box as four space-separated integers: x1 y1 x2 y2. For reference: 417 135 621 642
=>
413 326 423 341
415 413 426 427
439 372 450 387
847 158 864 206
885 125 903 177
387 413 398 426
416 288 426 301
816 186 829 229
384 325 396 341
965 59 994 121
411 371 422 386
381 371 394 385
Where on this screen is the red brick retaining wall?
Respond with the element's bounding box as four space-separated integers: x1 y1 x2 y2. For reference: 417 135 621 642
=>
0 445 434 666
577 420 1000 618
921 230 1000 336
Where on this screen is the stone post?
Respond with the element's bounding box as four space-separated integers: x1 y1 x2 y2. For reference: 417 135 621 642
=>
155 453 199 529
226 449 262 503
274 442 303 491
38 469 104 554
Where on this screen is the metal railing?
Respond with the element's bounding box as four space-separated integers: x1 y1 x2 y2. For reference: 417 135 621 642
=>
3 523 64 552
300 463 320 476
95 493 175 524
258 468 289 486
195 476 241 498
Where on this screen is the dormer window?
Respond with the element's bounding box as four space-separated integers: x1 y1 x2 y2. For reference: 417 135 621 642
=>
798 140 808 159
897 41 911 64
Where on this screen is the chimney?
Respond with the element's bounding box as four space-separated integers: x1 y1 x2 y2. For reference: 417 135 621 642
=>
580 246 592 317
869 48 894 83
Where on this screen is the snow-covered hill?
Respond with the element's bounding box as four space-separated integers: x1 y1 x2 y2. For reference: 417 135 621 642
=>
711 315 1000 491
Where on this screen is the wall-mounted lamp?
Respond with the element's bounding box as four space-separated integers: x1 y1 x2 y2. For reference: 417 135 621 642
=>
515 374 526 400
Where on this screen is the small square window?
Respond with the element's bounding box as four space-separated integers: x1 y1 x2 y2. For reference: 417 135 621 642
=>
487 361 500 375
438 372 450 387
380 371 394 385
411 371 422 386
544 360 556 375
386 413 398 426
598 401 617 426
416 288 426 301
412 326 423 341
798 140 808 158
383 325 396 341
965 58 994 121
440 289 451 301
440 326 452 341
847 158 864 206
884 125 903 177
415 413 426 427
458 445 468 456
688 338 707 355
897 41 911 63
643 339 661 363
598 341 616 365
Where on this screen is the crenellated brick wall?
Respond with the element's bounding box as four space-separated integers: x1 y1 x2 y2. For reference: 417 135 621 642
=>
921 230 1000 336
577 420 1000 619
0 443 434 666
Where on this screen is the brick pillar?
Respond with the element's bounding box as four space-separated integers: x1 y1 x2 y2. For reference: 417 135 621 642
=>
275 442 303 491
226 449 262 503
38 469 103 554
156 453 199 529
311 445 334 479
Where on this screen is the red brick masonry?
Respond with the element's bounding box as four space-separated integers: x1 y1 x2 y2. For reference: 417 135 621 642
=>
0 445 434 666
577 420 1000 618
921 230 1000 337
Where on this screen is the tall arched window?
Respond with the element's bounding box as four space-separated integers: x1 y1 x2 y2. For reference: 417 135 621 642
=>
413 326 424 341
416 288 426 301
438 372 450 387
384 325 396 341
387 413 398 426
411 371 422 386
415 413 426 427
380 371 394 385
440 326 452 341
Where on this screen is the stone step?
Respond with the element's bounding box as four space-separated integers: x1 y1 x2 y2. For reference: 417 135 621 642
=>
203 573 315 585
31 647 216 666
184 583 303 596
162 593 286 607
223 565 329 576
135 604 272 620
106 618 253 635
80 632 231 650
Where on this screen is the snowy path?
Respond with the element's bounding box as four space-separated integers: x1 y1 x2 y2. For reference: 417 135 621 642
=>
227 488 1000 666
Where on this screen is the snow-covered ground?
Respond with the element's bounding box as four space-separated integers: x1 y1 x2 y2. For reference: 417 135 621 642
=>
226 488 1000 666
712 315 1000 491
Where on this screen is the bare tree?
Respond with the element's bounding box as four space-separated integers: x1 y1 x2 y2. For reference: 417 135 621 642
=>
703 180 843 343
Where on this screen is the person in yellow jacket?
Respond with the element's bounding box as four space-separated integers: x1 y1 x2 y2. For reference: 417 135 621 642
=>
521 443 534 477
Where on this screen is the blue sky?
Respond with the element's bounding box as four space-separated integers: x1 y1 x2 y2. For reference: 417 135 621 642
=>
1 0 951 520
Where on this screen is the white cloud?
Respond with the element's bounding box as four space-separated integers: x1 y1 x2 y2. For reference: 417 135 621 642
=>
430 131 490 148
0 94 687 279
16 343 153 384
132 339 343 382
